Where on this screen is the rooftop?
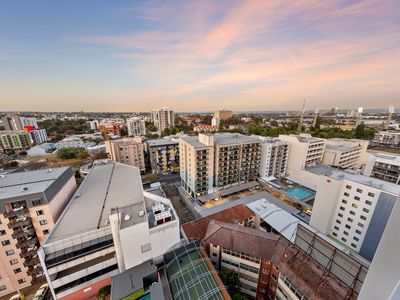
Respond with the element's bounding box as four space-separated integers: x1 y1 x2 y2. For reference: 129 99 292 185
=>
181 133 260 148
46 161 144 243
0 167 72 201
146 138 179 147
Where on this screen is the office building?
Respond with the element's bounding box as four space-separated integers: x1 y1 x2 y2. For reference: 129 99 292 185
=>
372 131 400 148
214 109 233 121
309 167 400 261
363 153 400 184
30 129 49 145
179 133 261 198
105 137 145 172
0 167 76 297
322 138 368 170
257 137 289 179
39 161 180 300
126 117 146 136
279 134 325 173
151 107 174 135
146 138 179 174
0 131 33 152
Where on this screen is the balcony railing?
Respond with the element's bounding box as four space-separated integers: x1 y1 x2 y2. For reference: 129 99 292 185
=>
3 208 29 218
8 217 33 229
12 228 36 239
16 237 38 249
27 266 43 276
31 275 46 286
24 256 41 268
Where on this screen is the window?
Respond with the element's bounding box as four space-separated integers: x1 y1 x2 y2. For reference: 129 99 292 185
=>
332 232 337 237
360 215 367 221
362 208 370 213
345 224 351 229
338 213 343 218
6 249 14 256
39 220 48 226
336 220 341 224
365 200 372 206
212 252 217 257
334 226 339 230
18 278 26 284
351 243 357 248
350 211 356 215
344 192 350 197
355 229 362 235
343 231 349 236
43 229 50 235
13 268 22 274
356 188 363 193
341 237 347 242
36 210 44 216
141 243 151 253
339 206 345 211
0 285 6 291
352 203 358 208
348 217 353 222
354 196 360 201
358 222 364 228
342 199 348 204
346 185 352 190
0 230 6 236
353 236 359 242
9 259 18 265
32 199 43 206
368 192 375 197
1 240 10 246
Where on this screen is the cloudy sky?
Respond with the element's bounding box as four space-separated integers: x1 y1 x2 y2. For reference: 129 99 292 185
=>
0 0 399 112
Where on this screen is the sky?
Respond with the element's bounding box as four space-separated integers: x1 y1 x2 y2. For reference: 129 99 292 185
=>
0 0 399 112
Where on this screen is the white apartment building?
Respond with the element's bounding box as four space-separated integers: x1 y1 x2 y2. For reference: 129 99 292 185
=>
0 167 76 297
323 138 368 170
372 131 400 147
257 137 289 179
179 133 261 198
364 153 400 184
19 117 39 129
279 134 325 173
151 107 174 135
87 120 99 131
105 137 145 172
309 168 400 261
211 117 220 127
39 161 180 300
30 129 49 145
126 117 146 136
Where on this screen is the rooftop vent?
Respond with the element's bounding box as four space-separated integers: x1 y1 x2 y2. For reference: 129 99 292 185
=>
21 186 28 191
139 211 145 217
124 214 131 221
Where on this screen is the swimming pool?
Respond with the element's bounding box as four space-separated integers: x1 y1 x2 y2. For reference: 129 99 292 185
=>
287 187 315 201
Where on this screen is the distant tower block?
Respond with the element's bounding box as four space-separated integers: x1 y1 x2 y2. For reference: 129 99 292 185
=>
356 107 363 126
312 107 320 127
385 105 395 129
297 99 306 132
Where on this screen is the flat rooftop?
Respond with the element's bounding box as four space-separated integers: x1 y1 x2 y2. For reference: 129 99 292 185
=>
46 161 144 243
181 133 260 148
146 138 178 147
0 167 71 200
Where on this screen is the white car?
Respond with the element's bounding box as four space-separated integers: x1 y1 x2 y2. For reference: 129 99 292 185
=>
33 283 49 300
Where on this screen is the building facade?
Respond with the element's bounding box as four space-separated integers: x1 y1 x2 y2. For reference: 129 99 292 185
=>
214 110 233 121
363 153 400 185
146 138 179 174
179 133 261 198
38 161 180 300
372 131 400 148
126 117 146 136
151 107 174 135
279 134 326 173
258 137 289 179
0 131 33 152
105 137 145 172
30 129 49 145
323 138 368 170
19 117 39 129
0 167 76 297
1 115 23 131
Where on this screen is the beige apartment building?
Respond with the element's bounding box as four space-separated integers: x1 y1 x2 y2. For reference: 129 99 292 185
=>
179 133 261 198
105 137 145 173
214 109 233 120
0 167 76 297
323 138 368 170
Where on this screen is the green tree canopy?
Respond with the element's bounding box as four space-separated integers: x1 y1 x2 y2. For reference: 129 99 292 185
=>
56 147 88 160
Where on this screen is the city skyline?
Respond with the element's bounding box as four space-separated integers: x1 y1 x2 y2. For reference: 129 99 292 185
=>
1 0 399 112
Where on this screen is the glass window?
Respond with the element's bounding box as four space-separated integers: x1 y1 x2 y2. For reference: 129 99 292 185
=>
18 278 26 284
6 249 14 256
39 220 48 226
0 230 6 236
1 240 10 246
36 210 44 216
9 259 18 265
368 192 375 197
13 268 22 274
365 200 372 206
356 188 363 193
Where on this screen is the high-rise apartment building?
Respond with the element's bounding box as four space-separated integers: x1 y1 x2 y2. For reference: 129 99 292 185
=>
146 138 180 174
179 133 261 198
151 107 174 135
30 129 49 145
126 117 146 136
19 117 39 129
0 131 33 152
363 153 400 184
322 138 368 170
279 134 325 173
214 109 233 120
87 120 99 131
39 161 180 300
105 137 145 172
257 137 289 178
309 168 400 261
372 131 400 148
1 115 23 131
0 167 76 297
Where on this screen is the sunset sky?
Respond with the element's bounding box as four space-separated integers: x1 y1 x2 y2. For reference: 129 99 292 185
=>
0 0 399 112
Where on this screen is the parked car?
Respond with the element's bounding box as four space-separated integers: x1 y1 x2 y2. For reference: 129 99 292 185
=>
33 283 49 300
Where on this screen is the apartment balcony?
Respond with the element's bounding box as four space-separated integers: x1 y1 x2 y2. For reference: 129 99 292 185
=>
12 227 36 239
16 237 38 249
24 256 41 268
3 208 29 218
31 275 46 286
27 266 43 276
20 248 38 259
8 217 33 229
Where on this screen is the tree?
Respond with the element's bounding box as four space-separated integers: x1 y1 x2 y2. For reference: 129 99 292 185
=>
221 269 240 295
94 152 109 160
97 285 111 300
56 147 88 160
162 128 171 137
147 124 157 132
354 124 365 139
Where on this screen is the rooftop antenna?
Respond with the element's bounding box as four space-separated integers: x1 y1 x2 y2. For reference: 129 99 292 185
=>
385 105 395 129
312 107 319 128
297 98 306 132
